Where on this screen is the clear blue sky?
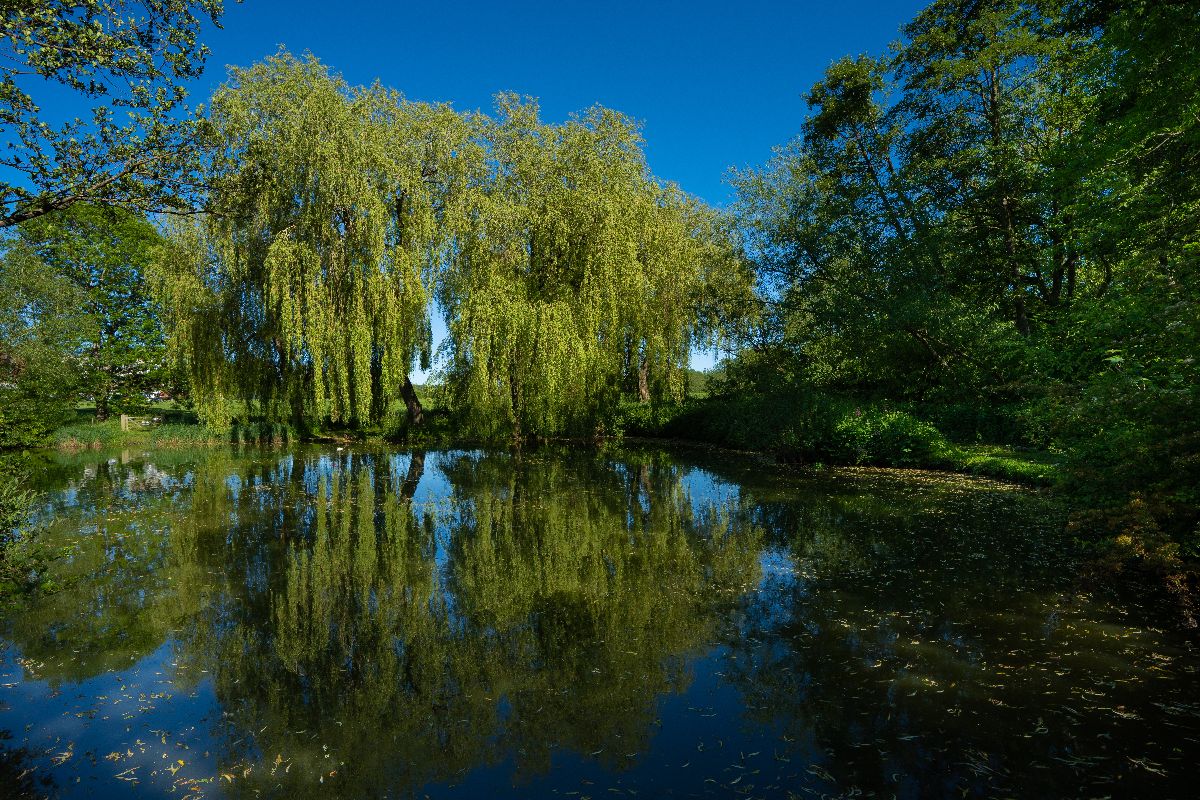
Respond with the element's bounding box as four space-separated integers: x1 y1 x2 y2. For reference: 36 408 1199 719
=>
197 1 928 374
202 0 925 209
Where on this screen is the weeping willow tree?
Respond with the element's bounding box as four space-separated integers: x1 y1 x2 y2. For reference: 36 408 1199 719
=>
438 95 734 438
159 54 742 435
158 51 478 429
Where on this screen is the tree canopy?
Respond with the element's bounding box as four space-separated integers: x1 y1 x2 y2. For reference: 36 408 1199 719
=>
16 204 169 419
439 95 741 438
158 52 478 429
160 52 743 436
0 237 90 445
0 0 226 228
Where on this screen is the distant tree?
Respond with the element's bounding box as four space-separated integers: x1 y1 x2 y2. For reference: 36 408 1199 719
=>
16 204 169 420
0 0 226 228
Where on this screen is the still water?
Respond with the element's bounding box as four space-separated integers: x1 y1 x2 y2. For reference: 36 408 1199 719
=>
1 445 1198 799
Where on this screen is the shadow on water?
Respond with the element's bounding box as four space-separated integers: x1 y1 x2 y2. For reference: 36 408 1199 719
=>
1 444 1197 798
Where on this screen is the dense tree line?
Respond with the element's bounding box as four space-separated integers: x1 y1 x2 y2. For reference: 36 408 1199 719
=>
715 0 1198 610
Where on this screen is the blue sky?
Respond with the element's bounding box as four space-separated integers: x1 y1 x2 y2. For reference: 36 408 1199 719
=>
201 0 925 209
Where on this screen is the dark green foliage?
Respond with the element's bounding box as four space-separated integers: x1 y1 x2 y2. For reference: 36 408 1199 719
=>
0 240 89 447
14 205 171 421
897 401 1034 447
653 392 952 469
609 400 685 439
726 0 1200 610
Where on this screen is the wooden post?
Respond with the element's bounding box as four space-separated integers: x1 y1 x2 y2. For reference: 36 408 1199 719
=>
120 414 130 432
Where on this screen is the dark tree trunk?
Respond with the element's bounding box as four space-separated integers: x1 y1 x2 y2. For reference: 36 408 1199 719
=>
94 391 109 422
510 377 523 442
400 450 425 502
1002 197 1032 336
400 375 423 426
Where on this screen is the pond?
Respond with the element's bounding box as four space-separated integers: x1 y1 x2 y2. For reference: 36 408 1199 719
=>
2 445 1198 799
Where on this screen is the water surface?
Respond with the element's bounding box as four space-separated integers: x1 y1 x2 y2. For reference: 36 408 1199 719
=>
2 445 1198 799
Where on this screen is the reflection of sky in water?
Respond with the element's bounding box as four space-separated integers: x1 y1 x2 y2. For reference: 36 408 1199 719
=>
679 467 740 516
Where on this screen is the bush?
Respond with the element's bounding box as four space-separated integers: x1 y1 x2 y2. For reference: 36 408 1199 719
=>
609 400 686 438
1070 496 1199 627
829 409 952 467
899 400 1035 446
652 391 955 468
0 370 78 449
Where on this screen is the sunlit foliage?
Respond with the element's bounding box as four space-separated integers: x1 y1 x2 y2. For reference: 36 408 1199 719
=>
439 96 741 437
157 52 480 429
0 0 226 227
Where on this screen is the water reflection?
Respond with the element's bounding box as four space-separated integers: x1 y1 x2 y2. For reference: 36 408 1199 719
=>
1 448 1197 799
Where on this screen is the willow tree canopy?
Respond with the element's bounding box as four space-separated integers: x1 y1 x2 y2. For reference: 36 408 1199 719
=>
160 53 746 435
159 51 478 429
439 95 736 438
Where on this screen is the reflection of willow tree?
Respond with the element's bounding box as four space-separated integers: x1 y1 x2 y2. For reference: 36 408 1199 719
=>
716 475 1148 797
197 449 761 798
191 452 485 798
3 450 235 682
441 451 760 779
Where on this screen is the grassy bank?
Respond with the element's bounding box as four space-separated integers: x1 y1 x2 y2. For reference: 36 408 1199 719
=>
53 419 228 450
614 392 1060 486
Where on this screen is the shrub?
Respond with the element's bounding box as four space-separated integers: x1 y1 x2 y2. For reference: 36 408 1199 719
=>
830 409 953 467
653 392 955 468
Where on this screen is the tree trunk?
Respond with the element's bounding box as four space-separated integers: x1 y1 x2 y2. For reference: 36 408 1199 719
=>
1002 196 1032 336
987 71 1031 337
399 375 423 426
400 450 425 502
638 352 650 403
506 348 526 441
510 375 523 442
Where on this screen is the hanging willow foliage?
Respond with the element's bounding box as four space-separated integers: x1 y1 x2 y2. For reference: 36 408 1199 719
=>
438 95 734 438
161 53 747 436
158 50 478 428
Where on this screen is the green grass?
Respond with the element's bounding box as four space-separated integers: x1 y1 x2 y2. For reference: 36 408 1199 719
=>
53 419 227 450
950 444 1061 485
